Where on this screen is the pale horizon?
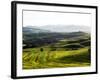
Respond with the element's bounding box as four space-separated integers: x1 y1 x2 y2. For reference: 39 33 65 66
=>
23 11 91 32
23 24 91 33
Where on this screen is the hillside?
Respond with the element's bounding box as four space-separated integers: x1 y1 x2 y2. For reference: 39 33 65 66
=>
22 26 91 69
23 27 90 48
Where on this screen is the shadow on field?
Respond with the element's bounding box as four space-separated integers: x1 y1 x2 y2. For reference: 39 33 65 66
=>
56 51 91 64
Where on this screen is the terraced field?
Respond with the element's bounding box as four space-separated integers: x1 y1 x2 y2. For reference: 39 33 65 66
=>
23 39 91 69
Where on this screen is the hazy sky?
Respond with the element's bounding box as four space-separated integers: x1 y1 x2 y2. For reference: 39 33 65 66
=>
23 10 91 32
23 10 91 26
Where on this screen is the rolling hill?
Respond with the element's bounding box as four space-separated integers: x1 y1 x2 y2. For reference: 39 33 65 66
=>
23 27 90 48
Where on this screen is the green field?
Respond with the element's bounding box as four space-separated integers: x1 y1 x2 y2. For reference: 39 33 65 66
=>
22 39 91 69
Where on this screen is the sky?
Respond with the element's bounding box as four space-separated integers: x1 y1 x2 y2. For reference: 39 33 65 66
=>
23 10 91 32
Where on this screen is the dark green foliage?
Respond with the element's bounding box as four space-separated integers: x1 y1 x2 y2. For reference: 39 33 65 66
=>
67 40 79 44
80 40 91 46
40 48 44 52
63 44 84 50
50 47 56 51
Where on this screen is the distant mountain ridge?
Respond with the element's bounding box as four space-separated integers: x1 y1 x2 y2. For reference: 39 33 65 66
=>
23 25 90 33
23 26 51 34
39 25 91 33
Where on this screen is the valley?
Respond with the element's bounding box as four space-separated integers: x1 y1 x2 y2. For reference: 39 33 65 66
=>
22 26 91 69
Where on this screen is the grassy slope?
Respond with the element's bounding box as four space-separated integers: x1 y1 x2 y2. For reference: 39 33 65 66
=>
23 46 90 69
22 30 91 69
